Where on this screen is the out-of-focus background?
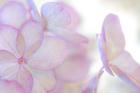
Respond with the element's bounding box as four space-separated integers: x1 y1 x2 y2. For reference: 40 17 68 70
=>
35 0 140 93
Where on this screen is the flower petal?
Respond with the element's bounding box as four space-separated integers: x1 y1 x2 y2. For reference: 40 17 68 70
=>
97 34 113 75
98 14 125 75
0 50 16 63
28 36 68 70
20 20 43 57
16 32 25 56
0 65 33 93
0 0 31 9
49 28 88 45
0 62 19 80
54 54 90 82
0 80 25 93
82 68 104 93
0 1 27 28
0 25 19 57
41 2 80 30
0 51 17 80
31 70 56 93
110 51 140 92
16 66 33 93
0 0 41 22
27 0 42 23
102 14 125 60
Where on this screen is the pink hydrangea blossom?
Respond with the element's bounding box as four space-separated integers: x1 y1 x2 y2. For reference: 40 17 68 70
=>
98 14 140 92
0 0 90 93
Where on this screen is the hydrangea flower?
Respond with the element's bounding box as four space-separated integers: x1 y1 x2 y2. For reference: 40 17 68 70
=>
0 0 90 93
97 14 140 92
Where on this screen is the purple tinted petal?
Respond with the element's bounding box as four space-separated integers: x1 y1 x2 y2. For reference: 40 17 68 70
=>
97 34 113 75
41 2 80 30
102 14 125 59
98 14 126 75
0 1 27 28
82 68 104 93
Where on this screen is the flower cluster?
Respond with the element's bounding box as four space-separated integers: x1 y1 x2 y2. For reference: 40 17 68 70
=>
0 0 140 93
0 0 90 93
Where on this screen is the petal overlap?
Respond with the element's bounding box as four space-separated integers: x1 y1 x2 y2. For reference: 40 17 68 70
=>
110 51 140 91
0 0 90 93
0 80 25 93
16 66 33 93
20 20 43 57
28 36 68 70
31 70 56 93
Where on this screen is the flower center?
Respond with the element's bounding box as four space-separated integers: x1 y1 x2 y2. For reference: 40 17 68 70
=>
18 57 26 64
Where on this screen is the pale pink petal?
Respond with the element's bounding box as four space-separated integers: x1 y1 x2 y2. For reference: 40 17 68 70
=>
41 2 80 30
21 20 43 57
82 68 104 93
110 51 140 92
102 14 125 59
16 66 33 93
98 14 125 75
0 25 19 57
49 28 88 45
0 50 16 63
0 1 27 28
28 36 68 70
54 55 90 82
31 71 56 93
16 32 25 56
0 80 25 93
